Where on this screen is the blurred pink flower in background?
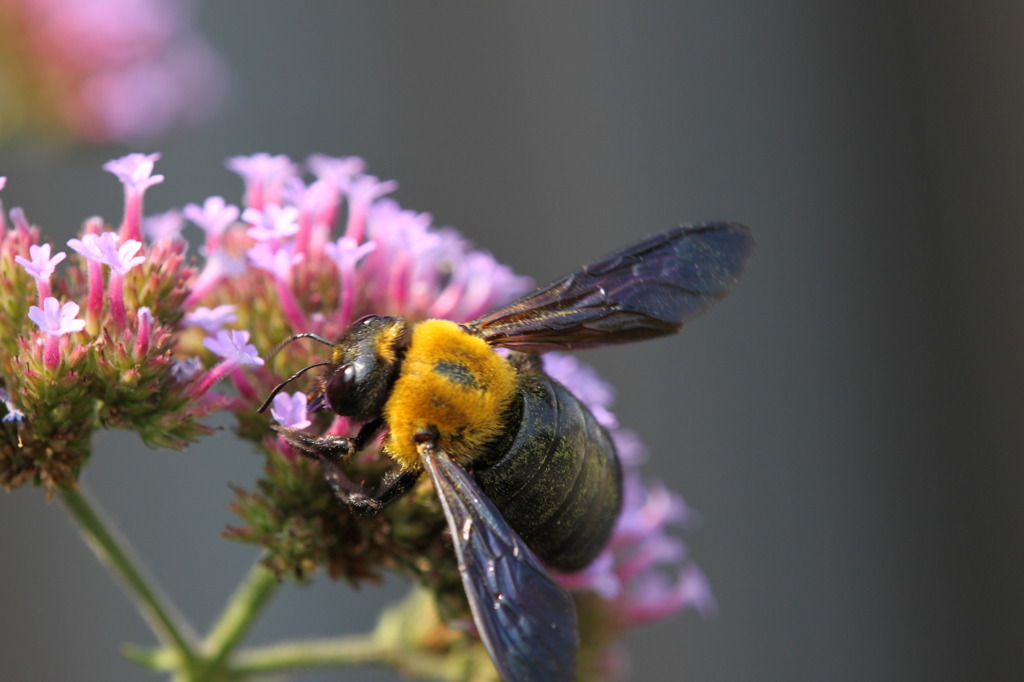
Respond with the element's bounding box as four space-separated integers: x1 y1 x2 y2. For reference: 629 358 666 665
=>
0 0 227 144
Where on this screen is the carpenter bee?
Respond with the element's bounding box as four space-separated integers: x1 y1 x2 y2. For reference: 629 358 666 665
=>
260 223 754 681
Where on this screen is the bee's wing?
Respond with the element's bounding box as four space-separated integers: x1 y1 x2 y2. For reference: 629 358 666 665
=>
467 222 754 352
421 447 578 682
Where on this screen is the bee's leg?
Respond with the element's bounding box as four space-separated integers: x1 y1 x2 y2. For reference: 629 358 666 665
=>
273 425 354 460
273 423 419 517
343 468 421 517
351 417 385 451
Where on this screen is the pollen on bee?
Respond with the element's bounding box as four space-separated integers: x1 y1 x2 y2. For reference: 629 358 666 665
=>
383 319 517 469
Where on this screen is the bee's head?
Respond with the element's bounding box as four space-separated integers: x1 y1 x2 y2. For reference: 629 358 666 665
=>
321 315 409 418
258 315 410 419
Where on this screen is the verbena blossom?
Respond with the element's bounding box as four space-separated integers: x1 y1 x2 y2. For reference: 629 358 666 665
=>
68 231 147 329
270 392 311 430
183 305 238 333
0 0 227 145
28 297 86 369
0 152 233 492
15 243 67 303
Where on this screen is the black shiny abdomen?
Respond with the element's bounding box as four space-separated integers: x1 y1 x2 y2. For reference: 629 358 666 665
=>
473 374 622 572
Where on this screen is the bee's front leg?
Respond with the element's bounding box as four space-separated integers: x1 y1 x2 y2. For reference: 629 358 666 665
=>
273 424 420 517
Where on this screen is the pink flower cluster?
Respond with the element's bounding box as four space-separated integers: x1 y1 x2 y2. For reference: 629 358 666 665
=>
0 0 226 143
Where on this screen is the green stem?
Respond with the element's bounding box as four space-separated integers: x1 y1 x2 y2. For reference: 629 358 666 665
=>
201 560 279 674
230 635 457 680
58 485 200 673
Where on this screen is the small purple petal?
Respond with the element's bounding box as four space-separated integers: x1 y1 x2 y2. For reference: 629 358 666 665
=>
270 392 312 429
103 153 165 192
183 196 240 237
68 232 145 274
202 329 264 366
226 153 298 186
248 242 303 280
323 237 376 271
243 205 300 241
143 210 185 243
341 174 399 205
28 298 87 336
115 240 146 274
14 244 67 283
183 304 238 333
307 154 366 187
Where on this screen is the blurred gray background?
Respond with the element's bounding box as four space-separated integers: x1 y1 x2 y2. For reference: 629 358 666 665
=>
2 2 1023 680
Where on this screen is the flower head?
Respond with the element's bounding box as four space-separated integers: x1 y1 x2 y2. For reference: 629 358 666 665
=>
143 210 185 243
15 243 67 287
226 153 298 209
68 232 145 275
183 305 238 334
103 153 165 194
183 196 240 253
28 298 86 337
243 205 301 242
270 392 311 430
203 329 263 367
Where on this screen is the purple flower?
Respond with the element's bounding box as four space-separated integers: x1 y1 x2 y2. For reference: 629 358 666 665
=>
29 297 87 369
226 153 299 209
185 249 248 307
0 177 6 191
307 154 366 187
243 205 300 242
203 330 263 367
192 329 264 399
104 153 165 194
143 210 185 243
29 298 87 337
284 178 337 218
340 174 399 243
324 236 376 271
68 232 146 275
183 196 240 253
248 243 303 280
270 392 311 430
15 243 67 302
183 305 239 334
324 236 376 327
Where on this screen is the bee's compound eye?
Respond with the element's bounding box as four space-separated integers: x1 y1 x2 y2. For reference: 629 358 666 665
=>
325 363 358 414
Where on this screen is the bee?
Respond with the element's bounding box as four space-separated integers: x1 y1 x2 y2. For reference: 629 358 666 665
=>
260 223 754 681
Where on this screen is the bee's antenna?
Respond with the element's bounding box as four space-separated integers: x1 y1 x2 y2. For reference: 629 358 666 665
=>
267 332 336 361
258 361 333 414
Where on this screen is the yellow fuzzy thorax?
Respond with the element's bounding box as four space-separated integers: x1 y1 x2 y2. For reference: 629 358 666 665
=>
383 319 518 469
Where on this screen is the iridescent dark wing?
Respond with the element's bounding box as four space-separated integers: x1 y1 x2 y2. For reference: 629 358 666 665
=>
466 222 754 352
421 446 578 682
